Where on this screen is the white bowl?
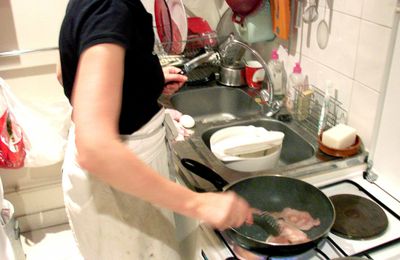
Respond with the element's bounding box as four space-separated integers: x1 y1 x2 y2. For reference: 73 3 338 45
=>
210 125 283 172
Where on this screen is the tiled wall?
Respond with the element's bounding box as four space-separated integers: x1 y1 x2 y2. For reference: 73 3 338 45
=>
293 0 397 150
185 0 398 151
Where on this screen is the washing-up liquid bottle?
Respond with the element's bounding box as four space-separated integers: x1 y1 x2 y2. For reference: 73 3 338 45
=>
285 62 305 115
267 49 286 101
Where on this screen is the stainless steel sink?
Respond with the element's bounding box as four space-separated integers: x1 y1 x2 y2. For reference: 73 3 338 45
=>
201 118 315 166
162 84 366 177
169 86 261 122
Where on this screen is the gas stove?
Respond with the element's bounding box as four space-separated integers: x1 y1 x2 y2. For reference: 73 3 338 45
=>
198 166 400 260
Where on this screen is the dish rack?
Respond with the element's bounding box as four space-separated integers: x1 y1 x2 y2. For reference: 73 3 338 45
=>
155 33 220 66
292 85 347 137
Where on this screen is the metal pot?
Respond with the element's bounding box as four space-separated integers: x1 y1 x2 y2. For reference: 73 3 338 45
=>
181 158 335 257
217 63 246 87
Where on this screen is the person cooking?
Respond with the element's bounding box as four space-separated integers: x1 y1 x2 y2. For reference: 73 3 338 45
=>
57 0 253 259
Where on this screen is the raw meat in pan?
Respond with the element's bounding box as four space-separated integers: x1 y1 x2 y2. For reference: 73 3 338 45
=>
270 207 320 231
266 220 311 244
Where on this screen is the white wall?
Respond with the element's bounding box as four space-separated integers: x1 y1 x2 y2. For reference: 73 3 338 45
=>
0 0 70 231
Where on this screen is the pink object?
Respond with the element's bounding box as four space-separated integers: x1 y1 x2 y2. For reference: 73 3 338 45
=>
293 62 302 73
271 49 279 60
245 60 265 89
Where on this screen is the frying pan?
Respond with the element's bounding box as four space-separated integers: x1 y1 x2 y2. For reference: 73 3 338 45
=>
181 158 335 256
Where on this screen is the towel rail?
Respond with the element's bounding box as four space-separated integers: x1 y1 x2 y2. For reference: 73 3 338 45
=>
0 47 58 58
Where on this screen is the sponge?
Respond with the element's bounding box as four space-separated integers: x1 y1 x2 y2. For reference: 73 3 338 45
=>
322 124 357 150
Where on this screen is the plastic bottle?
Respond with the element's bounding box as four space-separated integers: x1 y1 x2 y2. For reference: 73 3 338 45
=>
285 62 305 115
267 49 286 100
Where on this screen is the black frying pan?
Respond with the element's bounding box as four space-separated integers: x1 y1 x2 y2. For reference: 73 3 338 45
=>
181 158 335 257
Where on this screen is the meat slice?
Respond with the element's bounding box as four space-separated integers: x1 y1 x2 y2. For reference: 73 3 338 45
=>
266 220 311 245
270 207 320 231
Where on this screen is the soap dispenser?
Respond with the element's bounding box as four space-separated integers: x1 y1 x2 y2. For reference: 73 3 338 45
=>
267 49 286 101
285 62 305 114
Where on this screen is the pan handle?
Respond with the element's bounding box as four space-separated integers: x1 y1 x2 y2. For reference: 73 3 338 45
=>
180 158 229 191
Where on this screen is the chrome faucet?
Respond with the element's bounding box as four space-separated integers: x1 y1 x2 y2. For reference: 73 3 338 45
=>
219 35 281 117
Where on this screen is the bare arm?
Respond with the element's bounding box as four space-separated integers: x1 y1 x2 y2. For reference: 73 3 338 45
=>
56 56 63 86
71 43 252 230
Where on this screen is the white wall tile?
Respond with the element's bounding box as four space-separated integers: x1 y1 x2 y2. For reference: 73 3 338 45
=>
354 21 391 91
362 0 397 27
329 0 364 17
298 56 353 110
347 82 379 149
299 9 361 78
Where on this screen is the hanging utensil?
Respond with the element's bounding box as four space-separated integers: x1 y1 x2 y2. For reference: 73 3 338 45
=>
316 0 330 49
302 0 318 23
270 0 291 40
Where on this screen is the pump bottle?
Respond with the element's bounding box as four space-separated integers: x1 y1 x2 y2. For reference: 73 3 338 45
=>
285 62 305 114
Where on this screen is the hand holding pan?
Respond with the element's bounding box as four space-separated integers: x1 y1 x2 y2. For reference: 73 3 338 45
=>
181 158 335 257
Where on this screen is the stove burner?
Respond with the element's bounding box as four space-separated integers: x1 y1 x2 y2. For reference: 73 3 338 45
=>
330 194 388 239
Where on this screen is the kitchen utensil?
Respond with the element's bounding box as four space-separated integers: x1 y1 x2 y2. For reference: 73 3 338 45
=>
225 0 263 25
179 51 219 75
180 158 335 256
233 0 275 43
223 139 279 157
302 0 318 23
217 63 247 87
316 2 329 49
270 0 291 40
184 64 218 86
252 212 280 236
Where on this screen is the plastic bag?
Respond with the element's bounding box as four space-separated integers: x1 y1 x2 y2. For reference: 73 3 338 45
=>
0 77 72 168
0 108 26 169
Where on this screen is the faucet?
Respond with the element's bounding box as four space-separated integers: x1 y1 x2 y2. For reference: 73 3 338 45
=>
219 35 282 117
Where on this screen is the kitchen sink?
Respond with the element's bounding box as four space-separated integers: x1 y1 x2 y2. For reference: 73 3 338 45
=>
162 84 365 175
169 86 261 122
201 118 315 166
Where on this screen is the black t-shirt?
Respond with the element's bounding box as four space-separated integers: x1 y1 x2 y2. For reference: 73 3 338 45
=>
59 0 165 134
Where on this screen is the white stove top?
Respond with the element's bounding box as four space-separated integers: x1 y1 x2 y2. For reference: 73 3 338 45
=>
316 177 400 259
198 166 400 260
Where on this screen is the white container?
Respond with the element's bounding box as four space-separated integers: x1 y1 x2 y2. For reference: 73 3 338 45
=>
285 62 305 114
267 49 286 100
210 126 284 172
233 0 275 43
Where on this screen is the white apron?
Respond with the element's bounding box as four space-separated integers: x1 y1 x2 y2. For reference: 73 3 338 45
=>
62 109 181 260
